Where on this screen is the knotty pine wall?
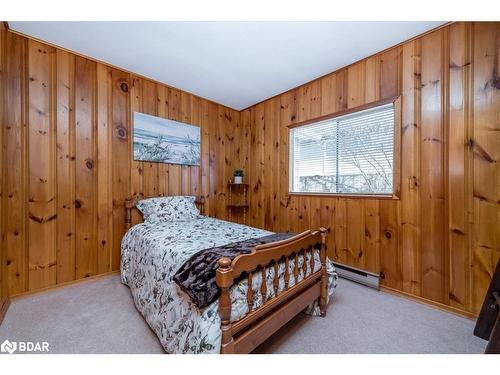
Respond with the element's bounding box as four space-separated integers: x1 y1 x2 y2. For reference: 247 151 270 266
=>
241 22 499 316
0 22 8 316
0 23 498 318
0 29 245 296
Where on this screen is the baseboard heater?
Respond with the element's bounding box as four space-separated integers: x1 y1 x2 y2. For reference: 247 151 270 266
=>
333 262 380 290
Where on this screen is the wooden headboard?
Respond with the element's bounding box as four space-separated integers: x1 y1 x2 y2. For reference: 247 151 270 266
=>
124 196 205 230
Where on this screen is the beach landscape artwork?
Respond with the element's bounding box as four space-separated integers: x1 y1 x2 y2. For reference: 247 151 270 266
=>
133 112 201 166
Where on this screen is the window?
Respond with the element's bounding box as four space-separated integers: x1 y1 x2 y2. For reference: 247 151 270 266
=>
289 102 396 196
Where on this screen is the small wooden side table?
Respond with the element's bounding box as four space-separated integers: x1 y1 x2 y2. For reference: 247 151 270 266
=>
227 182 248 224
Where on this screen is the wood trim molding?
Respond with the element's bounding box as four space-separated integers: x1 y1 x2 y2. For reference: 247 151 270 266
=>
380 285 477 320
287 96 399 129
10 271 120 300
0 298 10 326
287 192 399 200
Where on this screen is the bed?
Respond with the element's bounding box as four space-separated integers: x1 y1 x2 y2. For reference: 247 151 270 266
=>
121 196 337 354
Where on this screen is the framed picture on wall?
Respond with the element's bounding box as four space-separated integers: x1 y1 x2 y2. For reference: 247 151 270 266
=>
133 112 201 166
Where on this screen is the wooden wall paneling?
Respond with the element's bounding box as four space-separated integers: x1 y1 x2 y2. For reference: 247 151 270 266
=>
310 80 321 118
215 106 227 219
55 50 76 282
297 196 310 233
336 69 348 112
400 39 422 296
238 107 249 176
264 98 280 230
27 40 57 289
251 104 265 227
309 196 322 234
181 158 190 196
263 100 273 230
246 108 256 224
471 22 500 313
0 23 5 306
222 107 234 216
278 90 297 232
129 75 143 219
333 198 347 264
380 47 402 99
277 112 289 232
363 200 380 274
207 102 218 218
74 56 97 279
226 106 241 222
129 77 144 228
110 68 130 271
4 32 27 295
347 61 366 109
420 29 446 303
346 200 364 269
378 44 404 285
447 22 472 310
364 56 380 103
189 95 201 198
379 47 402 289
141 80 159 197
442 26 451 308
2 29 241 295
96 63 113 274
298 83 311 123
180 91 192 195
156 85 169 196
379 200 401 288
320 198 336 260
320 74 336 116
167 88 181 196
200 99 211 214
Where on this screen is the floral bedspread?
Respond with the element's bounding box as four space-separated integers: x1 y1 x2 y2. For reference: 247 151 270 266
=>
121 216 337 354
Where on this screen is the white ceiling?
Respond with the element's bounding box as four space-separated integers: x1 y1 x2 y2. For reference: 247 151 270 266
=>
9 22 444 110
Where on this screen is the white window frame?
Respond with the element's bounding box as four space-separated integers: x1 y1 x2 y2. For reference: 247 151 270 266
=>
288 97 401 199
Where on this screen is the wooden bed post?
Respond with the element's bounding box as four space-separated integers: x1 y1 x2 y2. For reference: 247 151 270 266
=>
124 198 136 231
319 227 328 317
216 257 235 353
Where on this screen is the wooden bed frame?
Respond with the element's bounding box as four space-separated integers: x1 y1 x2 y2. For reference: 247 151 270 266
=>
124 196 328 354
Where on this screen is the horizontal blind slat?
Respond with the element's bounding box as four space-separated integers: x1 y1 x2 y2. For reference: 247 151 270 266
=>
290 102 394 194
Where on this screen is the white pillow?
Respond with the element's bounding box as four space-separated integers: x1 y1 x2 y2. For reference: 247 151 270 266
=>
136 196 200 223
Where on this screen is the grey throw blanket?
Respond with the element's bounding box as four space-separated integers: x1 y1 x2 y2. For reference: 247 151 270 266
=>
173 233 295 309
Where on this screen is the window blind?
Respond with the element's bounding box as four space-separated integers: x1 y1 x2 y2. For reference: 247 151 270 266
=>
289 103 395 195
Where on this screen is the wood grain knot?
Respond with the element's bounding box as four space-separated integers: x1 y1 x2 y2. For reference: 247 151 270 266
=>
85 159 94 170
120 82 129 93
384 231 392 239
116 126 127 140
489 76 500 90
74 200 82 209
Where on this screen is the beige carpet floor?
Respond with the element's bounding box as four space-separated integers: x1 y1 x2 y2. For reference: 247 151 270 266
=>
0 275 486 354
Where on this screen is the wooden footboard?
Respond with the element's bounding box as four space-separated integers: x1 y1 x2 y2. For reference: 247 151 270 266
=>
216 228 328 354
